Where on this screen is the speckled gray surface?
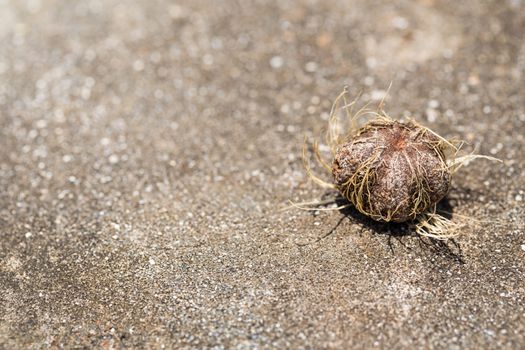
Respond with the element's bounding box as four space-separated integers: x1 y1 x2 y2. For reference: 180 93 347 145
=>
1 0 524 349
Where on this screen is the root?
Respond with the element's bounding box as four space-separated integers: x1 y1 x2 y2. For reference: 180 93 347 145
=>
378 81 393 112
418 122 459 153
302 138 336 189
438 210 505 226
312 140 332 173
326 87 349 155
340 149 383 219
447 154 502 174
285 199 351 212
280 198 337 211
412 205 460 240
410 169 432 218
414 120 501 174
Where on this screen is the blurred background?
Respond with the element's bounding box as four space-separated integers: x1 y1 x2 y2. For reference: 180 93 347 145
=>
1 0 524 348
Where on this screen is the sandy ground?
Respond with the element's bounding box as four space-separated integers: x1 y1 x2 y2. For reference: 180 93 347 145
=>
1 0 524 349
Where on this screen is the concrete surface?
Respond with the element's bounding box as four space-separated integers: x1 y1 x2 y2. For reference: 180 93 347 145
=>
1 0 524 349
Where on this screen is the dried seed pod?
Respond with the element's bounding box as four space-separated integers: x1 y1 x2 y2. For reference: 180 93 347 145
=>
298 87 500 239
332 119 450 222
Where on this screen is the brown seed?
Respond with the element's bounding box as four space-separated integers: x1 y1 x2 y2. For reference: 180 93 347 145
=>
299 88 500 239
332 119 450 223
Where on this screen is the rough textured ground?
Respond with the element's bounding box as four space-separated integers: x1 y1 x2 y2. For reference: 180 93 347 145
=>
1 0 524 349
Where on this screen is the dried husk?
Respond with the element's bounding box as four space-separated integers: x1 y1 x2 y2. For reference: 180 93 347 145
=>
332 119 450 223
298 87 500 239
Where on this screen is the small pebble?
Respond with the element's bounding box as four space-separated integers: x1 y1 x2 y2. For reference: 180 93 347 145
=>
270 56 284 69
428 100 440 109
109 154 119 164
305 61 318 72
